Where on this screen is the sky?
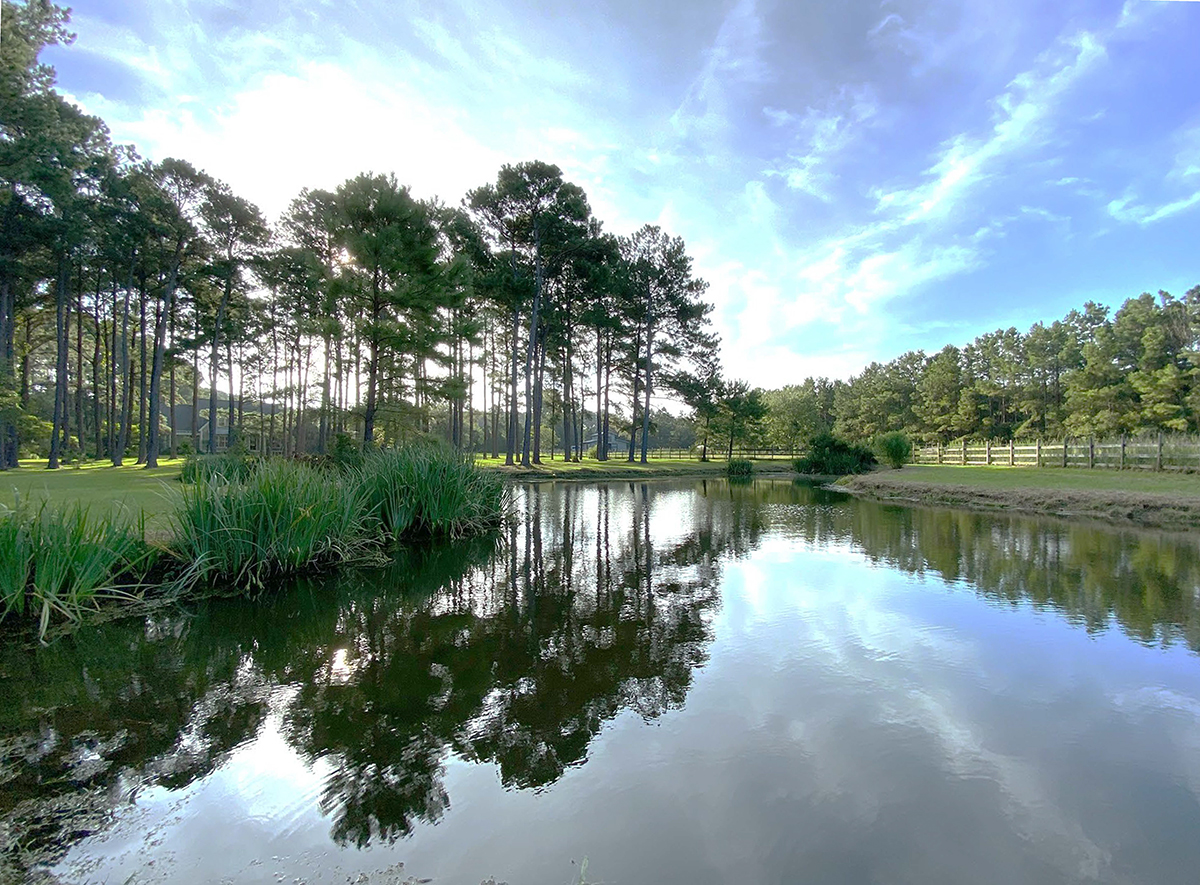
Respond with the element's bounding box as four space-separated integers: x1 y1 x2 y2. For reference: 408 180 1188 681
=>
46 0 1200 386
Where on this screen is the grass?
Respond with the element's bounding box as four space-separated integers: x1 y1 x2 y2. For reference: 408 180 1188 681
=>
858 465 1200 496
0 458 183 526
839 464 1200 531
354 447 507 539
1 501 157 636
1 447 508 636
169 460 376 593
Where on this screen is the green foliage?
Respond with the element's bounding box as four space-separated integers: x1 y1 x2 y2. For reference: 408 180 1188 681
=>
874 431 913 469
794 432 876 476
169 460 374 593
170 447 506 594
180 452 257 484
351 446 508 540
0 500 155 638
726 458 753 477
330 433 364 470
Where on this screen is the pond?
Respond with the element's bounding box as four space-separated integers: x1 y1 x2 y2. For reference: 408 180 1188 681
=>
3 479 1200 885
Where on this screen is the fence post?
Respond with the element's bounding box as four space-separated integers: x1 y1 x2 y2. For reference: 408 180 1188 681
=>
1088 437 1094 469
1062 437 1068 468
1120 434 1126 470
937 443 943 465
1157 431 1164 471
1009 438 1015 466
1036 438 1042 468
962 439 967 465
986 439 991 466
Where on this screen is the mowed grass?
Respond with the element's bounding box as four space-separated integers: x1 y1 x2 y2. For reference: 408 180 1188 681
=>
874 465 1200 497
0 459 184 526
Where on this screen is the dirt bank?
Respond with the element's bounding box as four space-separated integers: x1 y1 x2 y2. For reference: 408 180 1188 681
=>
838 472 1200 531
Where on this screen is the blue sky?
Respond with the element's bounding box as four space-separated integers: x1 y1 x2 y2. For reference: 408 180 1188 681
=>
49 0 1200 385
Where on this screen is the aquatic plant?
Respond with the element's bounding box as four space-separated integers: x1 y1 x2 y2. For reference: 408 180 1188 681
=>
351 446 508 539
0 500 155 638
726 458 753 477
179 452 258 484
169 460 375 592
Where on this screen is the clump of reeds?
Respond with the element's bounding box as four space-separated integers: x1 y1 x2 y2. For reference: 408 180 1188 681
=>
351 446 508 540
0 500 156 637
169 459 376 592
726 458 753 477
179 452 258 484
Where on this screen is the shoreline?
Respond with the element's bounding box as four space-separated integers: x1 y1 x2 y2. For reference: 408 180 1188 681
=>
481 461 798 482
836 470 1200 532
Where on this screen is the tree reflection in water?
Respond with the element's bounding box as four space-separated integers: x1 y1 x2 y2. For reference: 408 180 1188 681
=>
3 479 1200 877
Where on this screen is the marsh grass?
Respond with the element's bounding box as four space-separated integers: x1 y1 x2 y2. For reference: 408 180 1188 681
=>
1 500 156 637
726 458 753 477
352 447 508 540
5 446 508 635
179 452 258 484
170 460 377 592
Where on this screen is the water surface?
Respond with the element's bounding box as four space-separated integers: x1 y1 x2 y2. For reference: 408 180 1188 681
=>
3 479 1200 884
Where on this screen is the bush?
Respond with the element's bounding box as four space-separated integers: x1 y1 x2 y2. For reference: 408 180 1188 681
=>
726 458 753 477
874 431 913 469
793 433 876 475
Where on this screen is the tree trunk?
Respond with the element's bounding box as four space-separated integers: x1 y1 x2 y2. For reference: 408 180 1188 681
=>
209 274 230 455
48 257 70 469
137 284 148 463
0 273 15 468
145 238 184 469
640 324 654 464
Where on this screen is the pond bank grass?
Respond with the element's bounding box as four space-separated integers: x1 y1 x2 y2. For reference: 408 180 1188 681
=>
1 501 158 636
3 447 506 638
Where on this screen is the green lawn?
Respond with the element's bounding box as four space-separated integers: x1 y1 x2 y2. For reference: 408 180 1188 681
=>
871 465 1200 497
0 458 184 523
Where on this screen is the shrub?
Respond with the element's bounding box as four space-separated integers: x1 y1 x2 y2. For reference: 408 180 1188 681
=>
793 433 876 475
331 433 364 471
874 431 913 469
726 458 753 477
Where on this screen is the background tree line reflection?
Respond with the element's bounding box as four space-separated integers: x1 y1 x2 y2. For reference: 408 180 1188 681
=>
3 480 1199 877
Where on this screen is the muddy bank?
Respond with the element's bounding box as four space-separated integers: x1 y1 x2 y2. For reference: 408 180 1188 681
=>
838 472 1200 531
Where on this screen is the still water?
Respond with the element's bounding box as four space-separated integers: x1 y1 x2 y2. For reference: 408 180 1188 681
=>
3 479 1200 884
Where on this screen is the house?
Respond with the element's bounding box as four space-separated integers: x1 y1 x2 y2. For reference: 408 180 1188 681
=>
171 399 283 453
582 429 631 455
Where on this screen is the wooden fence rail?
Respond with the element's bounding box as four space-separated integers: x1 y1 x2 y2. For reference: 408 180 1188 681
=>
913 433 1200 471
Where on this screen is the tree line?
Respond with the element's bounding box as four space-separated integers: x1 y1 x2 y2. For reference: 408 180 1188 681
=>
753 287 1200 451
1 1 733 471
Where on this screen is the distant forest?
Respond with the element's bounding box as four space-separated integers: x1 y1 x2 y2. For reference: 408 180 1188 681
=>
758 287 1200 451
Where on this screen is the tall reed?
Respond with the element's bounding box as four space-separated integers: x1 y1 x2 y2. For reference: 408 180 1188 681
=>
1 500 155 638
169 459 376 592
351 446 508 540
